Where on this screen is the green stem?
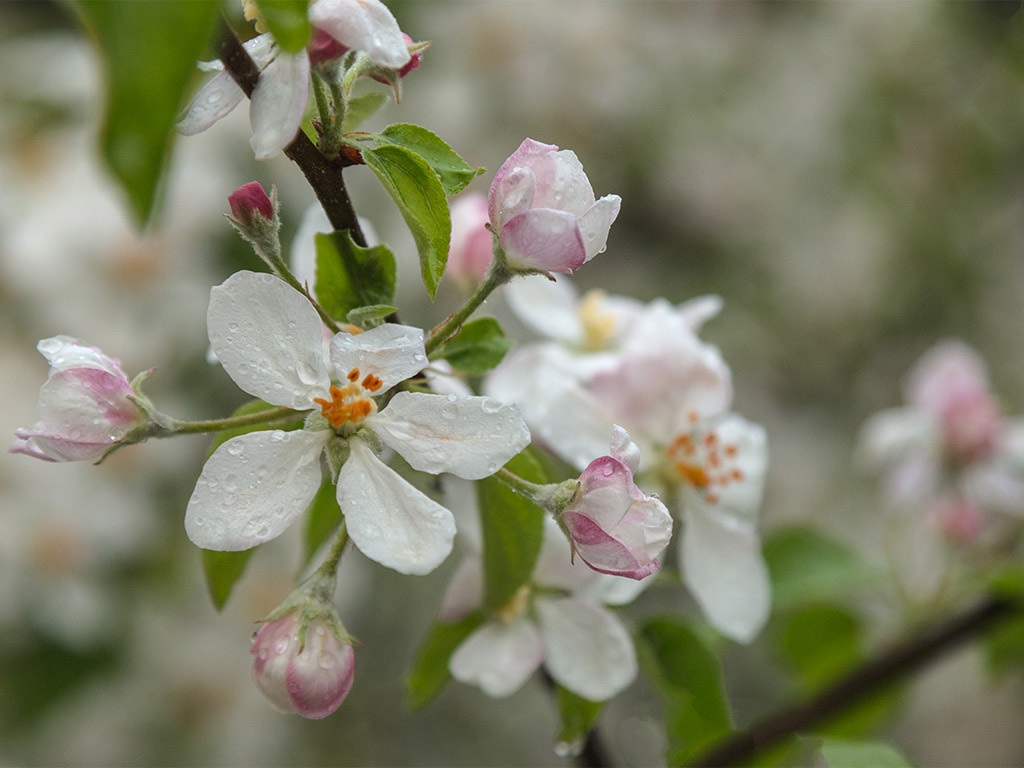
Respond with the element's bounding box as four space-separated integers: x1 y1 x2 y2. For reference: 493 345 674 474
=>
425 257 511 355
496 467 547 503
164 406 299 436
306 521 349 604
310 70 336 158
272 260 343 334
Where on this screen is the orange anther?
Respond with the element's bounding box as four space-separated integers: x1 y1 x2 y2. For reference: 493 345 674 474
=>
362 373 382 392
725 445 738 457
347 368 360 382
676 461 710 488
687 410 699 423
706 493 719 504
732 469 745 482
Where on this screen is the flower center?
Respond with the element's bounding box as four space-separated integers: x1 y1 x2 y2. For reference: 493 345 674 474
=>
495 585 531 622
665 413 744 505
578 289 617 351
313 367 383 430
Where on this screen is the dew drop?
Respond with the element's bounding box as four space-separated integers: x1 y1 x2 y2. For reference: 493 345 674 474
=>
273 638 290 654
446 393 458 403
554 739 584 758
193 516 205 527
481 399 500 414
228 322 239 333
227 442 243 456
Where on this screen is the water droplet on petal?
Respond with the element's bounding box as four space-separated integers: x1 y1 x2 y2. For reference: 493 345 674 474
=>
554 740 584 758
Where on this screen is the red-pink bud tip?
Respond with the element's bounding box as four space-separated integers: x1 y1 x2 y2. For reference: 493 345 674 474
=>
229 181 274 224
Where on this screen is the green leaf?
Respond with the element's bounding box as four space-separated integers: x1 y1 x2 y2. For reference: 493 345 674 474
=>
818 738 913 768
361 144 450 299
207 399 305 458
764 527 880 611
984 611 1024 675
342 93 389 132
256 0 310 53
477 450 548 611
556 686 604 756
347 304 397 329
776 603 861 690
202 548 255 611
315 231 397 322
988 563 1024 603
638 616 733 767
302 477 343 569
432 317 513 375
405 611 485 711
774 603 901 737
369 123 486 195
75 1 219 224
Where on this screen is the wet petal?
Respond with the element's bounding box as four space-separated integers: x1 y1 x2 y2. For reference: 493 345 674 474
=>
577 194 621 262
208 271 331 410
503 275 582 345
309 0 411 69
250 50 310 160
681 506 770 644
185 429 328 550
338 439 455 575
176 69 244 135
536 596 637 701
329 323 426 393
449 616 543 698
370 392 530 480
499 208 586 274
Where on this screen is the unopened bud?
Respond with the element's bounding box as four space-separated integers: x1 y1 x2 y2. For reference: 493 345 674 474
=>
251 609 355 719
308 26 348 66
228 181 274 226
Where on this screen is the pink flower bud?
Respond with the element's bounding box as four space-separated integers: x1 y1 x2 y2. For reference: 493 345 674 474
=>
369 35 423 86
251 611 355 719
561 428 672 580
931 494 984 542
11 336 146 462
228 181 274 226
447 193 493 287
307 26 348 66
488 138 621 274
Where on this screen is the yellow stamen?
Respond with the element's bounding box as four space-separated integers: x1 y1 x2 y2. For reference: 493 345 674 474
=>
578 289 617 351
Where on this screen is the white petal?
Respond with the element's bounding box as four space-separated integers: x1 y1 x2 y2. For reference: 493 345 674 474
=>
208 271 330 409
250 50 310 160
309 0 411 69
329 323 426 392
503 275 583 345
676 295 724 332
609 425 640 475
185 429 328 550
857 407 935 469
963 462 1024 517
486 344 612 470
438 555 483 623
577 194 621 262
449 617 543 698
578 573 650 607
707 414 767 526
535 596 637 701
36 335 125 376
338 439 455 575
681 507 770 644
176 70 244 135
370 392 531 480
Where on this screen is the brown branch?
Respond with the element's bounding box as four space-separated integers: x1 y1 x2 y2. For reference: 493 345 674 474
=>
216 18 366 246
687 596 1018 767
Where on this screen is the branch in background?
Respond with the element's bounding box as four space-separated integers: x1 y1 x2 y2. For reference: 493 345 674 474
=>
216 18 367 246
687 596 1018 767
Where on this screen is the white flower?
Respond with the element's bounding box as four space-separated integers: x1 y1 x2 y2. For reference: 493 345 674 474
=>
177 35 310 161
488 289 771 643
177 0 411 160
444 519 643 701
11 336 146 462
185 270 530 575
860 340 1024 534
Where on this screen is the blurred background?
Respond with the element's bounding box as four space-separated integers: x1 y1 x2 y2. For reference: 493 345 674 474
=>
3 1 1024 765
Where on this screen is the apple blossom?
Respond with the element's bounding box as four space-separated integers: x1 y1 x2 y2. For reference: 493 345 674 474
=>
860 340 1024 538
444 519 643 701
177 0 411 159
11 335 148 462
487 288 772 643
560 426 673 580
185 270 530 575
488 139 621 274
252 609 355 719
